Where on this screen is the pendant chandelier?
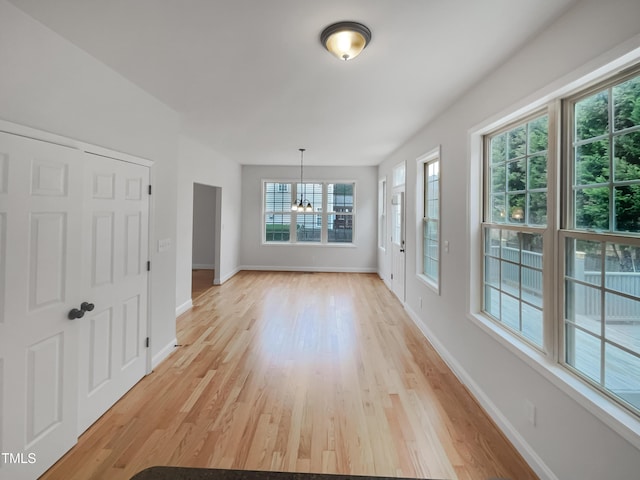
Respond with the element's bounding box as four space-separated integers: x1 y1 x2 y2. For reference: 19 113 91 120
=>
291 148 313 212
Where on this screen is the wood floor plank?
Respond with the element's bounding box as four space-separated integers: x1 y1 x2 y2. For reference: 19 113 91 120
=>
40 271 538 480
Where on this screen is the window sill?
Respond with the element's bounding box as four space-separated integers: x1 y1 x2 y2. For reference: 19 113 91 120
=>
416 273 440 295
467 311 640 450
262 242 357 248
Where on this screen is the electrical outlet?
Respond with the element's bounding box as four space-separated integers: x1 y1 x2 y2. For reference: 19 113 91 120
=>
444 240 450 253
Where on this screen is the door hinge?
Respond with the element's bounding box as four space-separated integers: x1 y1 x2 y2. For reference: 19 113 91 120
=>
391 273 394 280
148 185 152 195
147 261 151 271
146 337 150 348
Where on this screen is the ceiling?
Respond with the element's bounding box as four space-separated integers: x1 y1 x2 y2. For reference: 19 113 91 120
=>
9 0 576 166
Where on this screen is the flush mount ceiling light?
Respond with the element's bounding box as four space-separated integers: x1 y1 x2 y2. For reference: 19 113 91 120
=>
321 21 371 61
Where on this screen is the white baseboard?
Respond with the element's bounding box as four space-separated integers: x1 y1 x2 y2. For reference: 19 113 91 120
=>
151 337 178 370
403 305 558 480
219 266 241 284
239 265 377 273
192 264 215 270
175 299 192 317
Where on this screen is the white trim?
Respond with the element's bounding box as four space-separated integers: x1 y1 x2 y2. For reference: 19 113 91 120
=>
151 338 178 370
404 306 559 480
219 266 241 284
192 263 216 270
175 299 192 317
240 265 377 274
467 310 640 451
0 118 154 166
415 147 441 294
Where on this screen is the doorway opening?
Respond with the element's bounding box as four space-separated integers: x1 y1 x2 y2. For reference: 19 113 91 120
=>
192 183 222 301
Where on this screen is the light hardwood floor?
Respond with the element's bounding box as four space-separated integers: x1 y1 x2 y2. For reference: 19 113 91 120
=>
192 269 215 300
41 272 538 480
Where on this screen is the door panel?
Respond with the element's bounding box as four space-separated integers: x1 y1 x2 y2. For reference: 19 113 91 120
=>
77 155 149 434
0 132 83 479
391 191 405 302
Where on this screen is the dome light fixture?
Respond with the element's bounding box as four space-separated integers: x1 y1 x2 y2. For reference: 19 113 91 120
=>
321 21 371 61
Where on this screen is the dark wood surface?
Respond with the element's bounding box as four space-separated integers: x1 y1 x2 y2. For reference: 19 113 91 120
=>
131 467 440 480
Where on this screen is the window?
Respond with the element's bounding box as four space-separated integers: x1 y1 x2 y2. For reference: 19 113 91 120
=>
263 181 356 245
264 182 291 242
481 66 640 416
328 183 354 243
562 71 640 413
417 149 440 290
483 114 548 348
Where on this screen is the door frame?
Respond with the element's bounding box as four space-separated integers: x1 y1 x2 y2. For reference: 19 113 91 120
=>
390 161 406 303
192 182 222 286
0 119 155 375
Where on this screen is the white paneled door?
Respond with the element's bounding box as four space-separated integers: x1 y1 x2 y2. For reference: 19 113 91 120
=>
77 155 149 434
0 131 150 479
0 132 84 480
391 191 405 302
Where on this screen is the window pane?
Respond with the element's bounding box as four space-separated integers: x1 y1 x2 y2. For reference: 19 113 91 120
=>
613 131 640 182
297 183 322 212
490 194 506 223
566 325 602 383
614 185 640 233
528 192 547 225
565 279 601 335
265 182 292 211
528 115 548 154
501 230 520 261
491 133 507 164
604 293 640 353
328 183 354 212
485 256 500 288
522 303 543 346
508 159 526 191
565 238 602 286
265 214 290 242
528 154 547 189
604 241 640 295
522 267 542 308
575 140 609 185
522 233 543 268
296 214 321 242
485 227 500 256
485 286 500 319
575 90 609 141
605 344 640 411
501 293 520 330
613 75 640 131
490 164 506 193
508 194 526 223
328 213 352 243
508 125 526 159
575 187 610 230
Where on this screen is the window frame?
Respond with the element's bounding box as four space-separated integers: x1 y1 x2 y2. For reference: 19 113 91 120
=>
477 63 640 423
481 109 554 352
262 179 357 246
416 147 441 293
559 67 640 415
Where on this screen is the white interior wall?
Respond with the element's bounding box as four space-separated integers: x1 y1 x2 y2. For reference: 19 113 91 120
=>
192 183 217 269
377 1 640 479
175 135 243 314
0 0 180 365
240 165 377 272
